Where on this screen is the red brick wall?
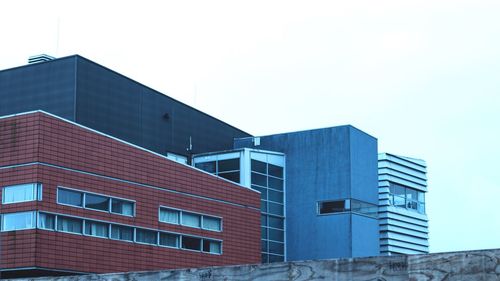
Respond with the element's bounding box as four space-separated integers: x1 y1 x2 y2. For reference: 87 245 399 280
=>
0 112 260 274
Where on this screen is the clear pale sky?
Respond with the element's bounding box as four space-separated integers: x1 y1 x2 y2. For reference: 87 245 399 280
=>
1 0 499 253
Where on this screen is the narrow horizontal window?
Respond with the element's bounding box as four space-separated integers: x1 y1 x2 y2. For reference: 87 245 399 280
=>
203 239 221 254
85 193 109 211
58 188 83 207
111 225 134 241
57 187 135 217
136 229 157 245
318 200 347 214
85 220 109 238
1 211 36 231
111 198 134 216
159 232 179 248
159 208 180 224
38 213 55 230
202 216 221 231
181 212 201 228
182 236 201 251
57 216 83 234
2 183 41 204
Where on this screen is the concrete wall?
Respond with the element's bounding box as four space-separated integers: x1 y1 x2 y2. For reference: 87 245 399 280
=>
13 248 500 281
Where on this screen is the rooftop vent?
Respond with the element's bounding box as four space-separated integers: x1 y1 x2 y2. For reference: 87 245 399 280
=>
28 54 55 64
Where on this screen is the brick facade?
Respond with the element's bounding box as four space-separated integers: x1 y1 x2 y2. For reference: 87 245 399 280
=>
0 112 261 276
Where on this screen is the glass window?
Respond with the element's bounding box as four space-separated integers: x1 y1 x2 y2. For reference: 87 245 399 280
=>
261 240 268 252
111 199 134 216
261 215 268 226
218 171 240 183
251 159 267 174
136 229 157 245
261 200 267 212
269 254 284 263
85 193 109 211
261 253 269 263
351 199 378 218
268 216 284 229
195 162 216 173
269 241 284 255
268 202 284 216
84 220 109 238
202 216 221 231
268 190 283 203
159 208 180 224
2 211 35 231
159 232 179 247
318 200 346 214
182 236 201 251
218 158 239 172
58 188 83 207
261 227 268 239
38 213 55 230
110 225 134 241
2 183 40 204
181 212 201 228
268 177 283 191
251 172 267 187
202 240 221 254
252 185 267 200
268 164 283 178
269 228 284 242
57 216 83 234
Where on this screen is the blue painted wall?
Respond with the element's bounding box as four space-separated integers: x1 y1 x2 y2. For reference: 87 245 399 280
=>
234 126 379 260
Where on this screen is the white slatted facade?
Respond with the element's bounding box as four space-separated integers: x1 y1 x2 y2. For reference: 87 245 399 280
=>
378 153 429 255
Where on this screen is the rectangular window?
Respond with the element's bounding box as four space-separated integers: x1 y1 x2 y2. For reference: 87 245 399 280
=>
318 200 347 214
38 213 55 230
159 232 179 248
181 212 201 228
159 208 180 224
111 198 134 216
58 188 83 207
195 161 216 173
84 220 109 238
2 183 41 204
57 216 83 234
217 158 239 172
1 211 36 231
85 193 110 211
182 236 201 251
110 225 134 241
202 239 221 254
136 229 157 245
202 216 221 231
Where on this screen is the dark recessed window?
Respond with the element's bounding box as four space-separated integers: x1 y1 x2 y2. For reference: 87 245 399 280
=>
195 162 216 173
251 159 267 174
318 200 347 214
182 236 201 251
218 158 239 172
85 194 109 211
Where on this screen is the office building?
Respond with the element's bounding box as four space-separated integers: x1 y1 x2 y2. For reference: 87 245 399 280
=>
378 153 429 255
0 111 260 278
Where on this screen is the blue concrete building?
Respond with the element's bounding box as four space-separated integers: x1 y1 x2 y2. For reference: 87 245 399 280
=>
194 126 380 261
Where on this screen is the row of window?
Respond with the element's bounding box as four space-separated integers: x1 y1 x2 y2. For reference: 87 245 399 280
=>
57 188 135 217
2 183 42 204
0 211 222 254
159 207 222 232
318 199 378 218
